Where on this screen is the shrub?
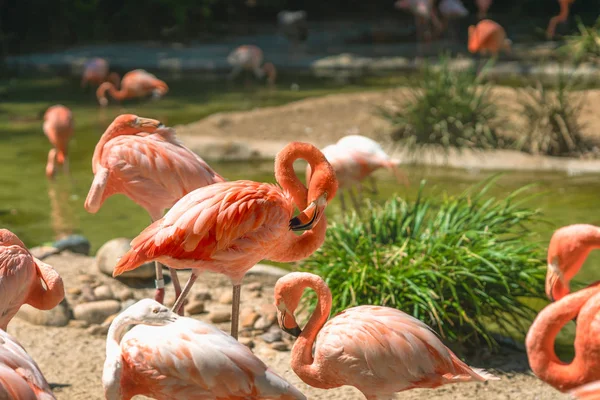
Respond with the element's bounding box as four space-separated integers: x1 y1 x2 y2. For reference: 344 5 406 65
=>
301 177 547 348
559 17 600 64
379 57 507 156
516 72 595 157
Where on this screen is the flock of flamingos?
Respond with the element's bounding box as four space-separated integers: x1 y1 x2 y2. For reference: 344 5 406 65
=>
2 2 596 398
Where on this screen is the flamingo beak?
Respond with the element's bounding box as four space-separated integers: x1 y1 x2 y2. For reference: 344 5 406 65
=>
277 309 302 337
134 117 164 131
289 193 327 231
545 258 567 302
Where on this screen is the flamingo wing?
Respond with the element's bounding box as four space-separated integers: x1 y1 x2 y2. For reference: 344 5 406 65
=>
122 318 305 399
0 246 36 329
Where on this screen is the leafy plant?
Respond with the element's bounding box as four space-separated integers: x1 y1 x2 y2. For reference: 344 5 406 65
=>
559 17 600 64
516 72 595 157
301 177 547 348
379 56 507 156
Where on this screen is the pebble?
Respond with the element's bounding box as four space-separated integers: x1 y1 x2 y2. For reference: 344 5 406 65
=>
208 310 231 323
73 300 121 325
238 337 255 349
114 287 134 301
246 282 263 292
79 286 96 303
270 341 289 351
68 319 89 329
53 235 91 256
194 291 212 301
240 308 259 329
95 238 155 279
260 330 282 344
86 324 109 336
186 300 205 315
254 316 274 331
93 285 114 301
219 291 233 305
77 274 96 284
247 264 288 279
28 245 60 260
15 300 71 327
67 287 82 296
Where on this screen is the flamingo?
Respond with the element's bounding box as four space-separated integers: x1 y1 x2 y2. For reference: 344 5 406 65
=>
308 135 408 213
0 329 56 399
475 0 492 19
570 381 600 400
112 141 338 339
43 105 73 180
468 19 512 56
227 45 277 87
547 0 577 40
526 281 600 393
103 299 306 400
395 0 443 46
544 224 600 302
96 69 168 107
84 114 225 312
273 272 499 399
438 0 469 41
81 57 119 89
0 229 64 331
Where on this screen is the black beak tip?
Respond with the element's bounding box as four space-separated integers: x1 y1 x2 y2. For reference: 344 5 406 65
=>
283 326 303 338
157 123 165 128
289 216 303 231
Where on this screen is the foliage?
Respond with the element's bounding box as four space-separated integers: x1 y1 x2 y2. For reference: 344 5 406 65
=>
301 177 547 348
516 72 595 157
559 17 600 64
379 57 507 156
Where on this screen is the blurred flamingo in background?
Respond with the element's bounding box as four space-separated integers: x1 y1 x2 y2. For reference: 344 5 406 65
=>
468 19 511 56
547 0 576 39
0 229 64 331
278 10 308 48
43 105 73 180
112 142 338 339
309 135 408 213
96 69 168 107
103 299 306 399
395 0 443 46
274 272 498 399
544 224 600 302
81 57 119 89
0 329 56 399
85 114 225 313
438 0 469 41
526 281 600 393
227 45 277 87
475 0 493 19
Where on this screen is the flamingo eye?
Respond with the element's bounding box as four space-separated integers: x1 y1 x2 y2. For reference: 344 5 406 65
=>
152 308 159 314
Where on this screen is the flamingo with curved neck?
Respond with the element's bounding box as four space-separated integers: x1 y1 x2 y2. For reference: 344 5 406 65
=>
227 45 277 87
274 272 498 399
547 0 576 40
526 281 600 392
112 142 338 339
43 105 73 180
0 229 65 330
96 69 168 107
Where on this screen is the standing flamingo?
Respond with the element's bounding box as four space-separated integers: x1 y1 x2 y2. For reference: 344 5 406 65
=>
81 57 119 89
43 105 73 180
273 272 498 399
308 135 408 213
227 45 277 87
103 299 306 400
547 0 577 40
96 69 168 107
112 142 338 339
0 329 56 399
0 229 65 331
475 0 493 19
544 224 600 302
468 19 512 56
438 0 469 41
526 281 600 393
395 0 443 46
85 114 224 312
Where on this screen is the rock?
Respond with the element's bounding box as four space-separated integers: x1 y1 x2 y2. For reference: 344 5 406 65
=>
219 291 233 305
208 310 231 324
247 264 288 279
95 238 155 279
67 287 82 296
259 303 277 324
193 291 212 301
53 235 90 256
260 330 282 344
93 285 114 301
239 337 255 349
79 285 96 303
15 300 71 327
68 319 89 329
254 316 274 331
77 274 96 284
246 282 263 292
270 341 288 351
86 324 109 336
28 245 60 260
240 308 259 329
186 300 205 315
114 287 134 301
73 300 121 325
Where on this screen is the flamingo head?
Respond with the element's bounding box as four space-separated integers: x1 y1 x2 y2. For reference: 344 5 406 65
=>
118 299 178 326
0 229 25 248
105 114 167 137
262 62 277 86
546 224 600 302
273 273 307 337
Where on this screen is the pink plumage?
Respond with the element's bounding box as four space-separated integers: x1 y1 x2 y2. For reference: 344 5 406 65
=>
43 105 73 179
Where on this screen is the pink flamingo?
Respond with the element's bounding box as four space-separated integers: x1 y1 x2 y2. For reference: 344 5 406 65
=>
96 69 168 107
112 141 338 339
103 299 306 400
475 0 493 19
0 329 56 399
227 45 277 86
468 19 512 56
438 0 469 41
273 272 499 399
526 282 600 393
85 114 225 311
547 0 576 40
43 105 73 180
544 224 600 302
308 135 408 213
570 381 600 399
0 229 64 331
81 57 119 89
395 0 443 45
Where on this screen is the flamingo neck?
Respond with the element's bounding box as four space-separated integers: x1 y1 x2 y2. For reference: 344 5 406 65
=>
25 258 65 310
558 0 571 19
97 82 128 104
91 119 137 172
290 274 333 389
526 283 600 391
103 314 133 400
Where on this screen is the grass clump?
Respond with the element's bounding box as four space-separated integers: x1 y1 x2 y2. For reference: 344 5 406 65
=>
516 72 595 157
379 56 506 155
559 17 600 64
302 177 546 348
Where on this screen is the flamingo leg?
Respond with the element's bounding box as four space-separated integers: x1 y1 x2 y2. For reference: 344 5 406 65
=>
231 284 241 339
169 268 183 316
154 261 165 305
348 187 362 215
369 176 378 195
172 272 198 315
339 190 347 214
